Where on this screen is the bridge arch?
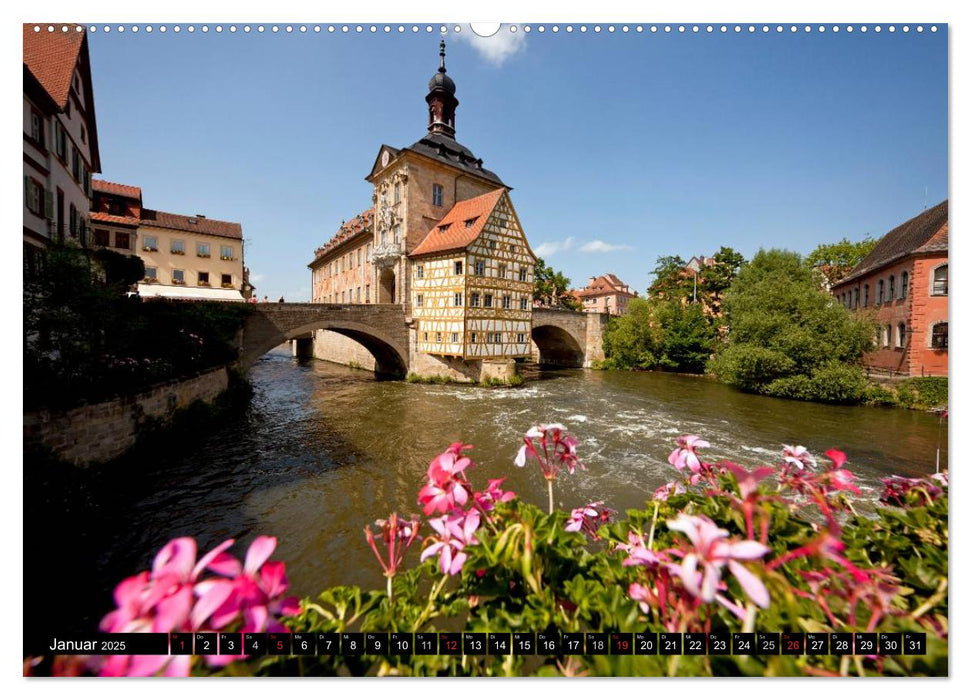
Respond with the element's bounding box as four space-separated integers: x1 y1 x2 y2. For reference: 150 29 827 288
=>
531 324 586 367
239 305 409 378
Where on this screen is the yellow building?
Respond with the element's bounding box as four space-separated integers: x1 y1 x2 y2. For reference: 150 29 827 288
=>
309 40 536 372
91 178 248 301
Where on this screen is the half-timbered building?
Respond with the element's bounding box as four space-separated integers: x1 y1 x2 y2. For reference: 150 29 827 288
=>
410 189 535 359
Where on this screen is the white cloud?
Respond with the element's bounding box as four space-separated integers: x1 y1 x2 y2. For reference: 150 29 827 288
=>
455 25 526 67
534 237 575 257
579 240 633 253
250 273 265 282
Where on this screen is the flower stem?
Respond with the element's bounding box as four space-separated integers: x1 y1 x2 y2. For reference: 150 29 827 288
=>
647 500 660 550
386 575 393 602
547 479 554 515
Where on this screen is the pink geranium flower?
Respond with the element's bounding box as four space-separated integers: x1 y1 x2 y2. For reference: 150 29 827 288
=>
514 423 585 479
724 463 776 501
418 443 475 515
653 481 685 501
668 435 710 473
617 531 662 568
473 478 516 512
420 509 481 576
665 514 771 609
94 536 300 677
564 501 615 540
782 445 817 470
364 513 421 581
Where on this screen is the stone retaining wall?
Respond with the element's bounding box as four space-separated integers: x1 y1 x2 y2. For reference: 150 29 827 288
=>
23 366 230 466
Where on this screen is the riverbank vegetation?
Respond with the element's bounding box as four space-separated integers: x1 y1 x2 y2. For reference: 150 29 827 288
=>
406 372 525 387
599 248 743 373
45 426 947 677
863 377 948 410
533 257 582 311
24 245 251 410
708 250 877 404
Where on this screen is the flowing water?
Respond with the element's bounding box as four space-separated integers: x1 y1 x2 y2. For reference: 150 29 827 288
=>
30 349 947 634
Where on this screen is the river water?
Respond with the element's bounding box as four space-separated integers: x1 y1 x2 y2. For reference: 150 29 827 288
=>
35 349 947 634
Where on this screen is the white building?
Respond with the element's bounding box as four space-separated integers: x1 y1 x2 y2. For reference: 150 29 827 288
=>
23 24 101 274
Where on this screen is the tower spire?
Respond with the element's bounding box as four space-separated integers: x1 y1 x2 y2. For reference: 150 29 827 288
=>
425 38 458 137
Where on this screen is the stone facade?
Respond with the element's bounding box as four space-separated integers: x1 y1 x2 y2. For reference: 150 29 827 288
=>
23 366 230 466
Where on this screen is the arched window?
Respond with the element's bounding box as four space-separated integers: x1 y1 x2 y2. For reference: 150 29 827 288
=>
888 275 895 301
852 288 859 308
900 271 909 299
896 323 906 348
932 265 948 296
883 324 892 348
863 284 870 308
931 322 948 349
877 279 885 304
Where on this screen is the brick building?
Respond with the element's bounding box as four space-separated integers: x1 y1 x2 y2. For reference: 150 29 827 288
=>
572 273 637 315
830 201 948 377
23 24 101 274
308 40 536 364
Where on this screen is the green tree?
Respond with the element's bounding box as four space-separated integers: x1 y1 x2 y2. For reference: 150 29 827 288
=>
708 249 875 403
601 297 715 373
805 235 878 286
647 255 689 300
533 257 581 311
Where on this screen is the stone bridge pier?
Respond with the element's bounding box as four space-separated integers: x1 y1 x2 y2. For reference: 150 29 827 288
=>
233 302 606 378
531 308 607 368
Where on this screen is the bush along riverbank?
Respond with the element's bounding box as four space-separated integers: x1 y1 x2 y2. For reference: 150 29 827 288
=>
41 426 947 677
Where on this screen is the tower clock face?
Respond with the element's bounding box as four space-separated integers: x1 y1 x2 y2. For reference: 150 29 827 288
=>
381 151 390 167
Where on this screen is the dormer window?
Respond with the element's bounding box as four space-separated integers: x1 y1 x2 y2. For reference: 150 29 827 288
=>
464 217 479 228
439 223 452 232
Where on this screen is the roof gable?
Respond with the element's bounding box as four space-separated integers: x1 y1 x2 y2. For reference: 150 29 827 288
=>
23 24 101 171
576 273 636 298
365 145 400 181
409 189 506 257
23 24 84 109
837 200 948 286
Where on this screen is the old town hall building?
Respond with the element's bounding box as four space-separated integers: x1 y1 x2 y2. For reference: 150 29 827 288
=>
309 42 536 378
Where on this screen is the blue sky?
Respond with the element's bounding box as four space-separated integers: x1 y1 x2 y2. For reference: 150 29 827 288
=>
87 25 947 300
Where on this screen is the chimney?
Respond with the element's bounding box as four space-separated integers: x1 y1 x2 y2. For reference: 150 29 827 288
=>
588 276 596 286
196 214 207 219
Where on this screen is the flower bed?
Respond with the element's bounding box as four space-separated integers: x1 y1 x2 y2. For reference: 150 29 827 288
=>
45 428 947 677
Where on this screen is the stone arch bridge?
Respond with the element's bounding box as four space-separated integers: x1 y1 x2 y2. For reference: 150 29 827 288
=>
237 303 606 376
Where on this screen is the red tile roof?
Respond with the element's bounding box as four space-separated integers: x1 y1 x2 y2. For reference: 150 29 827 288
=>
92 179 142 200
23 24 84 109
574 273 637 298
140 208 243 240
410 189 506 257
90 211 139 227
312 208 374 261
